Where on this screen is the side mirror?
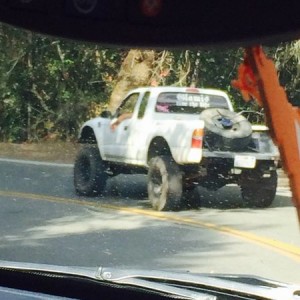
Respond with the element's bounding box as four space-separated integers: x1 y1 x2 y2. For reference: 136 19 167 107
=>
100 110 112 118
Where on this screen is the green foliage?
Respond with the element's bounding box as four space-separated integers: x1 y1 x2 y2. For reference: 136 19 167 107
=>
166 49 245 109
270 41 300 106
0 24 123 142
0 22 299 141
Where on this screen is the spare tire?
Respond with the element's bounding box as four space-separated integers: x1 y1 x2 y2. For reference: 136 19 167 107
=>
200 108 252 151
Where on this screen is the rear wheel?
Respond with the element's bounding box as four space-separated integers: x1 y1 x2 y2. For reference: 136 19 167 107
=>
240 170 277 208
74 145 108 196
148 156 182 211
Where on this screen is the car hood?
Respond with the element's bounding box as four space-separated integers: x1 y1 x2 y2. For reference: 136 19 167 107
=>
0 260 299 300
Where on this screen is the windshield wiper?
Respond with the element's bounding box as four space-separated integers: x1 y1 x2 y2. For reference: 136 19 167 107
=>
0 261 299 300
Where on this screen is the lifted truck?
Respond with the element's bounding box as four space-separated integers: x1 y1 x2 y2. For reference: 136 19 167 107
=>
74 86 280 211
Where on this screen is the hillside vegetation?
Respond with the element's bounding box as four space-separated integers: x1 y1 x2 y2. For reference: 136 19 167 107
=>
0 23 299 142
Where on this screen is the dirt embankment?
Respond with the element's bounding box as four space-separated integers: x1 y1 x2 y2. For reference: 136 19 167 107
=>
0 142 79 164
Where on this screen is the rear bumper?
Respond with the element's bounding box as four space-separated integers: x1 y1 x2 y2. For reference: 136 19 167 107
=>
202 149 280 161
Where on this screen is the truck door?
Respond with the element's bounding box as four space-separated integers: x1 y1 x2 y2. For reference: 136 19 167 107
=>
119 91 151 162
103 92 140 161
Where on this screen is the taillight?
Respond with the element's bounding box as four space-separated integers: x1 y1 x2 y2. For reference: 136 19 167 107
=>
191 128 204 148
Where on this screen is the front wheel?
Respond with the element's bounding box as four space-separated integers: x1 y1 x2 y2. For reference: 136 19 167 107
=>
148 156 182 211
74 145 108 196
240 170 278 208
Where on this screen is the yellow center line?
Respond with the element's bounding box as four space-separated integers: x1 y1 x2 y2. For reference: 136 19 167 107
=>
1 190 300 262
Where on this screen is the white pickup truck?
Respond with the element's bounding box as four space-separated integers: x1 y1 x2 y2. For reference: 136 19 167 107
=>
74 86 280 211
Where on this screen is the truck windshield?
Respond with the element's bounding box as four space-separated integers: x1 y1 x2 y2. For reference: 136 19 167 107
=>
155 92 230 114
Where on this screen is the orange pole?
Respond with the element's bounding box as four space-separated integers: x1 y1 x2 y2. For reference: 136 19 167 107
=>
232 46 300 221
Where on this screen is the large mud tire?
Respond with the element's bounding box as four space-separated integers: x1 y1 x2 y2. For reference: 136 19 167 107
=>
240 170 277 208
148 156 182 211
74 145 108 196
200 108 252 151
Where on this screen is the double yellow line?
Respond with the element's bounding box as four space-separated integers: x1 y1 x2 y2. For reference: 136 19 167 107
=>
1 189 300 262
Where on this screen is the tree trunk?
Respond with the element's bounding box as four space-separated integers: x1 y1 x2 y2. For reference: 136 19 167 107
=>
108 49 155 111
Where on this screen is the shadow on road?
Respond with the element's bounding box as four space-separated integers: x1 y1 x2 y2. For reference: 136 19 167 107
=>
0 202 242 273
105 175 148 199
104 175 293 210
1 185 298 284
184 186 293 210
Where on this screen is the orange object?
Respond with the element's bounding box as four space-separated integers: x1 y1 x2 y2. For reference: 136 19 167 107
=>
232 46 300 221
191 128 204 148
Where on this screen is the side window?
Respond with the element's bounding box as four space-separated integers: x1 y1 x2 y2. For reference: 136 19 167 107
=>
138 92 150 119
119 93 139 115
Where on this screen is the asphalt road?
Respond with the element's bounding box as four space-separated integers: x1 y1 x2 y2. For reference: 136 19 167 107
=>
0 159 300 285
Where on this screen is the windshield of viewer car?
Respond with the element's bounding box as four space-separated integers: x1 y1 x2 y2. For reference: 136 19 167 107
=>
0 21 299 287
